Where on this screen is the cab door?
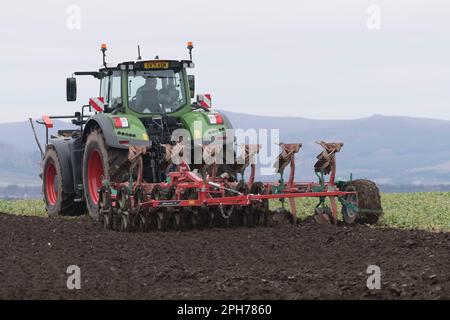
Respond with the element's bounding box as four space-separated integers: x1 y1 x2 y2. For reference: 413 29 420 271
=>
99 72 122 112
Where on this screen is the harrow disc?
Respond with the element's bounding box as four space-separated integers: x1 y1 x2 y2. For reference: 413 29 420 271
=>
133 185 145 213
114 186 133 232
156 211 170 231
118 211 132 232
186 211 200 229
103 210 114 230
146 186 159 230
171 211 183 230
132 210 147 232
117 186 132 211
98 186 113 230
233 180 249 227
166 186 183 231
204 189 221 228
181 188 201 230
203 205 215 228
145 185 161 231
249 182 268 227
155 186 176 231
131 185 147 232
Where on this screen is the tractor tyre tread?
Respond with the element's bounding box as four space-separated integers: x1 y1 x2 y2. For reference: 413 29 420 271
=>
82 128 128 220
43 148 85 217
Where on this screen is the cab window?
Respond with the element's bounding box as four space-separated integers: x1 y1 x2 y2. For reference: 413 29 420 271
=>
100 77 109 101
109 73 122 110
128 69 186 114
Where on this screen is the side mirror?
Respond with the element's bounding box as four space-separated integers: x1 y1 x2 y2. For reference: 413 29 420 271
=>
66 77 77 102
188 75 195 99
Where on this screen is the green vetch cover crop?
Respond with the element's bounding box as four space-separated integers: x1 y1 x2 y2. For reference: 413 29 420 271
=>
269 192 450 232
0 199 47 217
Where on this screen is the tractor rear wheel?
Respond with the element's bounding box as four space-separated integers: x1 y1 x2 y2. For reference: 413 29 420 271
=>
82 128 127 220
42 148 84 216
341 179 383 224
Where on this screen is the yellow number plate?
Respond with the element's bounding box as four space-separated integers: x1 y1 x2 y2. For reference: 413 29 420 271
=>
143 61 169 69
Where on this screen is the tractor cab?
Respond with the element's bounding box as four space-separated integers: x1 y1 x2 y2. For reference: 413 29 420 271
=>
66 43 198 118
64 43 223 150
96 59 195 118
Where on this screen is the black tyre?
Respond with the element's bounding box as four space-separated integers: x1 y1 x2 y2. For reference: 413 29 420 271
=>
118 212 131 232
42 148 85 216
82 128 127 220
341 179 383 224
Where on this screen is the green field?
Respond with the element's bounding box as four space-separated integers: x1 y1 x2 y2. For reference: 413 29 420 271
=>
1 192 450 232
0 199 47 217
268 192 450 232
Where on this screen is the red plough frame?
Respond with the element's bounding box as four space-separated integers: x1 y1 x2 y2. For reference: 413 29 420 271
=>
108 142 355 225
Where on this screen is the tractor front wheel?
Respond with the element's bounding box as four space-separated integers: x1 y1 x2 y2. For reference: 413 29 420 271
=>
341 179 383 224
43 148 84 216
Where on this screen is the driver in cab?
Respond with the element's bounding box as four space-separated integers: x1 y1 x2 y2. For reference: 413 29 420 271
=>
134 77 161 113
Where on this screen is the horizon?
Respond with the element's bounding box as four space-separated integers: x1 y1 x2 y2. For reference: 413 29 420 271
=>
3 112 450 125
2 109 450 187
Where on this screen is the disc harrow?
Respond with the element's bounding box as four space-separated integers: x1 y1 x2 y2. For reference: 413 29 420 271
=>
98 141 383 232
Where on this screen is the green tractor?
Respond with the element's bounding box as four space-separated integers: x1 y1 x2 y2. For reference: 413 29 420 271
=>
39 42 233 219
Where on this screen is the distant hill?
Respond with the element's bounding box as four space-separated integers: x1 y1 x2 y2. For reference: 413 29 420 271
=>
0 120 75 187
0 120 73 152
0 141 41 187
222 111 450 185
1 114 450 190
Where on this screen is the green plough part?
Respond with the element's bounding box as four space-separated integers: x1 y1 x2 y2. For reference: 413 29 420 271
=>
338 196 383 214
313 171 325 192
271 178 286 210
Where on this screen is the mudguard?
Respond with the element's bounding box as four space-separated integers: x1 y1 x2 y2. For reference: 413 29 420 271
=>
82 113 151 149
179 110 232 142
82 114 125 149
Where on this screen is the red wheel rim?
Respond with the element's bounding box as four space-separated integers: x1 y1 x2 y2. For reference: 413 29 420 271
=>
87 150 104 204
45 162 58 205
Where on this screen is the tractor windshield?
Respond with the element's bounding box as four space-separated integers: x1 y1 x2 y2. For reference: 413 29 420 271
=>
128 69 186 114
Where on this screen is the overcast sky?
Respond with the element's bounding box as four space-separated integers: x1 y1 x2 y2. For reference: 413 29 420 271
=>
0 0 449 123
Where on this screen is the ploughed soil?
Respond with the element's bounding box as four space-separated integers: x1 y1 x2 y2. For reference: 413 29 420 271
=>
0 212 449 300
